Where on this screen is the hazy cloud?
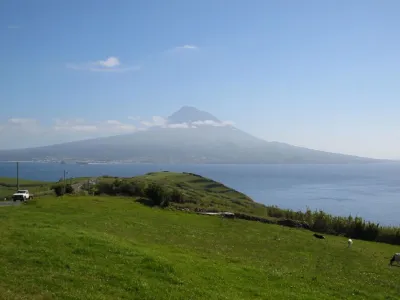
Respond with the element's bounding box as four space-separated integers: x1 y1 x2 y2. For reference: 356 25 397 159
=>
167 44 199 54
0 118 42 137
140 116 234 129
53 119 136 133
7 25 20 29
95 57 120 68
128 116 141 121
0 115 234 149
175 45 198 50
66 56 140 73
8 118 37 125
168 122 190 129
0 116 234 135
106 120 122 125
191 120 235 127
140 116 167 128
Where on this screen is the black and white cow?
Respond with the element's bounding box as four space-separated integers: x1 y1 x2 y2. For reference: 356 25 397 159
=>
389 253 400 266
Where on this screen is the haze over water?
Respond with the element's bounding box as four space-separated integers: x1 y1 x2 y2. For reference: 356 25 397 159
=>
1 162 399 226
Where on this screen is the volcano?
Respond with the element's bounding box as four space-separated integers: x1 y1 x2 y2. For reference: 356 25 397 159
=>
0 107 379 164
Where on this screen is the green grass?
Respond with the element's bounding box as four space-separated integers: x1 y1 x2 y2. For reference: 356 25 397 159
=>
0 177 92 199
95 172 400 247
0 196 399 299
0 177 53 199
100 171 272 217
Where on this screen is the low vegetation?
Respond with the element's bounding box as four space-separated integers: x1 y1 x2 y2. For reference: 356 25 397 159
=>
0 196 399 299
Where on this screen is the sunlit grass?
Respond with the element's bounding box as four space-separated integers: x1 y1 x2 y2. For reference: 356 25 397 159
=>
0 196 398 299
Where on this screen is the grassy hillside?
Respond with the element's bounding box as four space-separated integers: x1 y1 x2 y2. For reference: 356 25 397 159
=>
0 196 398 299
94 172 400 245
99 171 270 216
3 171 400 245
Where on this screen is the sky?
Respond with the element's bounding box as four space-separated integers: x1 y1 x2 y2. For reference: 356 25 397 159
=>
1 0 400 159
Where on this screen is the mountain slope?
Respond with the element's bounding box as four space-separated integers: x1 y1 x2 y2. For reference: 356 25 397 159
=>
0 107 380 163
167 106 220 124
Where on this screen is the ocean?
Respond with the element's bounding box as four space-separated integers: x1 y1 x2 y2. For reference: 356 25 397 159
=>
1 162 399 226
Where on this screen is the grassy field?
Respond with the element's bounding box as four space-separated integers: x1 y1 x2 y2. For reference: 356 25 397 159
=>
0 177 52 199
0 177 92 199
0 196 399 299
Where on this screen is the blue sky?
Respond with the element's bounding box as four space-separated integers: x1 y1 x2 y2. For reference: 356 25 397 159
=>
1 0 400 159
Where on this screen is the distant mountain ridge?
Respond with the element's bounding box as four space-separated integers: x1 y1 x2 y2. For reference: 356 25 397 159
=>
0 107 381 164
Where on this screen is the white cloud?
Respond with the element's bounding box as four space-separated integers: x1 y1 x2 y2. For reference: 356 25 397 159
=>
53 119 136 133
95 57 120 68
139 116 234 129
191 120 235 127
66 56 140 73
0 115 235 149
140 116 168 128
176 45 198 50
0 116 233 135
54 124 98 132
168 44 199 54
168 123 190 129
8 118 37 125
106 120 122 125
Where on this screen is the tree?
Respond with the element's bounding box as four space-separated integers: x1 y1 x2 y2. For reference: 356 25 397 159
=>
53 184 73 197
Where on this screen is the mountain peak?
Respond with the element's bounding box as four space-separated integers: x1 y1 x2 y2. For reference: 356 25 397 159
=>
168 106 220 124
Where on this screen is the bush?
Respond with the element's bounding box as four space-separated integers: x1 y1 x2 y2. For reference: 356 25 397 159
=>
65 184 74 194
145 183 170 208
52 184 73 197
92 179 146 197
170 188 184 203
94 182 112 195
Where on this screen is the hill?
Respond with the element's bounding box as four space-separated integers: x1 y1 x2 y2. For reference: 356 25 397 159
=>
0 194 398 299
3 171 400 245
100 171 270 216
0 107 380 164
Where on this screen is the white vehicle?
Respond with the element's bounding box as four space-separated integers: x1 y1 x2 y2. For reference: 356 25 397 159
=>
12 190 30 202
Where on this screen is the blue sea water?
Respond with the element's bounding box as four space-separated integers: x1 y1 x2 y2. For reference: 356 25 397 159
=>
1 162 400 226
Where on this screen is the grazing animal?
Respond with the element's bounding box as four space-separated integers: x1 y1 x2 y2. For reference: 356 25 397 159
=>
313 233 325 239
348 238 353 248
389 253 400 266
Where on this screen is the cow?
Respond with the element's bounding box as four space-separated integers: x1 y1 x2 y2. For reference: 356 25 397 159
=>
389 253 400 266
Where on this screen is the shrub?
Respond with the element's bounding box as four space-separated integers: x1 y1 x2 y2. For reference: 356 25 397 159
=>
145 183 170 208
95 182 115 195
65 184 74 194
92 179 146 197
170 188 184 203
52 184 73 197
